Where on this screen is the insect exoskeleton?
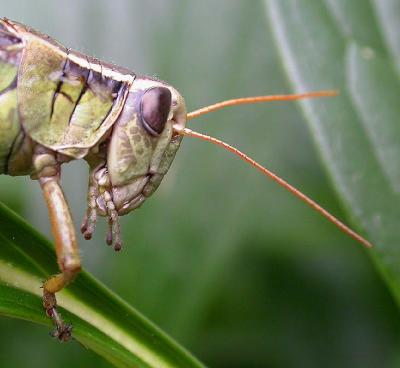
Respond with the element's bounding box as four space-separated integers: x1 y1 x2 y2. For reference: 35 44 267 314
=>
81 78 187 251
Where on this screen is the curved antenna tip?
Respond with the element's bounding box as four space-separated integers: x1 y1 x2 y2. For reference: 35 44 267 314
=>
174 125 372 250
186 89 339 121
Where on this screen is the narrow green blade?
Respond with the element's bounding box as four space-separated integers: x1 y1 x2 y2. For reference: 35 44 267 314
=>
0 202 204 368
266 0 400 301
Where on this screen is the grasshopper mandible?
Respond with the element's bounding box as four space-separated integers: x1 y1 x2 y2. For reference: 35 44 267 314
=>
0 18 372 341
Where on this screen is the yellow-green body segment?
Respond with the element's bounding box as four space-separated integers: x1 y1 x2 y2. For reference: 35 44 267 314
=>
0 18 133 174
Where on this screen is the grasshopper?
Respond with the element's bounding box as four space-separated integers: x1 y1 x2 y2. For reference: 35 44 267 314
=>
0 18 372 341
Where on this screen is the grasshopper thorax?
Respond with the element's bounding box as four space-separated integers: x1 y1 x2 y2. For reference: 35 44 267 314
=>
105 77 187 215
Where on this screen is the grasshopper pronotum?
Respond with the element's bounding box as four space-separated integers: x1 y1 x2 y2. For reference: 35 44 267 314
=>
0 18 371 341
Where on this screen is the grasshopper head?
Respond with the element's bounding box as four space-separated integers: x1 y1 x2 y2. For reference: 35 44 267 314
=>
107 77 187 215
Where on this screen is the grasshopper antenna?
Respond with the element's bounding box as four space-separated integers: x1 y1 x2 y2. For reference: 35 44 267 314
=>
175 90 373 249
186 90 338 120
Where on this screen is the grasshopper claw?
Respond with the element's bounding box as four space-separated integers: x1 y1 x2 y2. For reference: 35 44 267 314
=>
50 322 73 342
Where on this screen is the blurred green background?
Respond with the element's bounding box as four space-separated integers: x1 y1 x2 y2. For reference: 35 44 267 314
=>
1 1 400 367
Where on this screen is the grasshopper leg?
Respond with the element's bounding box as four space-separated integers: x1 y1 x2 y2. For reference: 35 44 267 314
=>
33 147 81 342
81 166 123 250
40 176 81 342
81 184 98 240
103 190 122 251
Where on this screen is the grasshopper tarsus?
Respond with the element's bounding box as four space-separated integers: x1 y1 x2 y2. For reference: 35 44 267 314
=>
106 229 113 246
114 241 122 252
44 291 72 342
49 318 73 343
83 231 93 241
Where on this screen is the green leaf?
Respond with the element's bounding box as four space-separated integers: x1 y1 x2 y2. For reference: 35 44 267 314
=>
0 202 204 368
265 0 400 299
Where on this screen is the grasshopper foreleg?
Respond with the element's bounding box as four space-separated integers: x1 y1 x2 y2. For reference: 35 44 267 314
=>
80 183 99 240
103 190 122 251
81 166 122 251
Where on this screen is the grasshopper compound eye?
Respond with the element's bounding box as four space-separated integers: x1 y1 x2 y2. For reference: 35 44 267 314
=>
139 86 172 136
